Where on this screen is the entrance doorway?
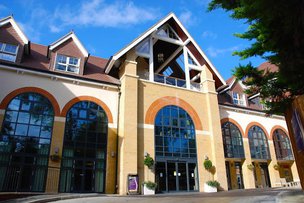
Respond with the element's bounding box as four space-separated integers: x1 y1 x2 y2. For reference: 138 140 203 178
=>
156 161 198 192
225 161 244 190
260 163 271 188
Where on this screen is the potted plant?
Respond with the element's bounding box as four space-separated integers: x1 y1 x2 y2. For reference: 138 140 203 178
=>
203 158 219 192
204 180 220 193
247 164 254 170
273 164 280 170
144 154 154 169
50 154 60 162
142 181 157 195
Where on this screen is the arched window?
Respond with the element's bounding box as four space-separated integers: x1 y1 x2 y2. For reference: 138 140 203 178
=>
155 105 196 158
0 92 54 192
273 129 293 160
221 122 245 158
248 125 270 159
59 101 108 193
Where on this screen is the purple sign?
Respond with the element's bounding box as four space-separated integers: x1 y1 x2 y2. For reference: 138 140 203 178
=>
291 109 304 152
128 175 139 192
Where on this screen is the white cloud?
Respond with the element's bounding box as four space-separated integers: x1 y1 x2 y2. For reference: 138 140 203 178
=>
179 10 194 27
206 46 240 57
49 25 61 33
52 0 158 29
202 31 217 39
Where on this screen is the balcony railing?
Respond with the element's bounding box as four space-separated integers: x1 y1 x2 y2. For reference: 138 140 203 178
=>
154 73 201 91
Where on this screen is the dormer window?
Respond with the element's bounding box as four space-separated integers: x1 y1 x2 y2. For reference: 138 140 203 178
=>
232 92 246 106
55 54 80 74
0 42 18 62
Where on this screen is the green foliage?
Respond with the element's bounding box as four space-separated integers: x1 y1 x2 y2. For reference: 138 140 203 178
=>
143 181 157 190
206 180 220 188
143 154 154 168
208 0 304 114
247 164 254 170
203 159 213 171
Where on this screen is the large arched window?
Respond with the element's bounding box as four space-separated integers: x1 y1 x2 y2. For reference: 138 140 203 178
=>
248 125 270 159
0 92 54 192
59 101 108 193
273 129 293 160
155 105 196 158
222 122 245 158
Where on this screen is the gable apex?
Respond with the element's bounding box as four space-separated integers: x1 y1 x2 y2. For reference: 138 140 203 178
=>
49 31 89 57
105 12 226 87
0 16 29 44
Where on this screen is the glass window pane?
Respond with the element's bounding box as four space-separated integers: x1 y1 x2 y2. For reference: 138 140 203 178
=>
4 44 17 54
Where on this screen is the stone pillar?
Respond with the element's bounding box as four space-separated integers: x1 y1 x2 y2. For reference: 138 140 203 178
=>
200 65 228 190
242 138 256 188
117 51 139 194
45 117 65 193
268 140 280 186
105 126 118 194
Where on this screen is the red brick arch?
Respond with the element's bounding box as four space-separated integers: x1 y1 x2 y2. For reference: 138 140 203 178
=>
61 96 113 123
0 87 60 116
220 118 245 138
145 96 202 130
245 122 270 140
270 125 289 140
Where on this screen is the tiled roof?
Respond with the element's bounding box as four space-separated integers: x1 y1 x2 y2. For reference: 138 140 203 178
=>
258 61 279 73
3 43 120 85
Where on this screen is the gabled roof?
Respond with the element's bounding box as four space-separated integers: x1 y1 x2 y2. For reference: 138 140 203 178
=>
105 12 226 87
0 16 29 44
49 31 89 57
219 76 248 94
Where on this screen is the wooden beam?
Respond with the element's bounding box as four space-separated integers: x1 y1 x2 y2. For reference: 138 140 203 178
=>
149 37 154 81
153 34 183 46
155 46 183 73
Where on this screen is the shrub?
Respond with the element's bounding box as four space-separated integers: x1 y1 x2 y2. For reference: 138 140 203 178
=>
143 181 157 190
206 180 220 188
204 159 213 171
144 154 154 169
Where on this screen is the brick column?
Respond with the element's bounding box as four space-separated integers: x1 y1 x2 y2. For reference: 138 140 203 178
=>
117 52 139 194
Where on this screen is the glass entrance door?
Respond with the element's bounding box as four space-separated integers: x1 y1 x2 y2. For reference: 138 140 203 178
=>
235 162 244 189
167 162 177 191
155 161 198 193
260 163 271 187
225 161 232 190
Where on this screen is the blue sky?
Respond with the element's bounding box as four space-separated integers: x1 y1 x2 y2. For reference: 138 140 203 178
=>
0 0 265 80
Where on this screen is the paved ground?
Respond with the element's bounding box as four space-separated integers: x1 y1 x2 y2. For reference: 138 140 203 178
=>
4 188 304 203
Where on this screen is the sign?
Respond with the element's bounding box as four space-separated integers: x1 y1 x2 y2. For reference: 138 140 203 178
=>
127 174 139 194
291 109 304 152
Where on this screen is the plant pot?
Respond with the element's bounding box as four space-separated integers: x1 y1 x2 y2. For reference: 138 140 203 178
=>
204 183 217 193
143 185 155 195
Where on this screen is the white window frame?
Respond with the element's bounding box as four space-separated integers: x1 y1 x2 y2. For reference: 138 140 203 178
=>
232 92 246 106
54 53 80 74
0 42 19 62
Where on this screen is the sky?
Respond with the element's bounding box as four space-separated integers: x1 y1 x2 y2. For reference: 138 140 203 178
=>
0 0 265 80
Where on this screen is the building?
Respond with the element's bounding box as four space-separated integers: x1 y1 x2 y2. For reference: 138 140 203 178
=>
0 13 300 194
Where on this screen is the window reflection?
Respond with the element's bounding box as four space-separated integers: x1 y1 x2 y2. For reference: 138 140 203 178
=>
0 92 54 192
221 122 245 158
154 105 197 158
273 129 293 160
248 126 270 159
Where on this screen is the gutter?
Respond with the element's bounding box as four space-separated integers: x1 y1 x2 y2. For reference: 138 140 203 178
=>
115 86 121 194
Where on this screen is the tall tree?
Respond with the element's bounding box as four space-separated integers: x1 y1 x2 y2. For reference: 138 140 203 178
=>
208 0 304 114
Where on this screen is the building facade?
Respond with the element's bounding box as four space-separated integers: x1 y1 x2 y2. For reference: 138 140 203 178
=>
0 14 300 194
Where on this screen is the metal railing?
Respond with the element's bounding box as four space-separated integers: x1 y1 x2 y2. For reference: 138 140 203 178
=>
154 73 201 91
